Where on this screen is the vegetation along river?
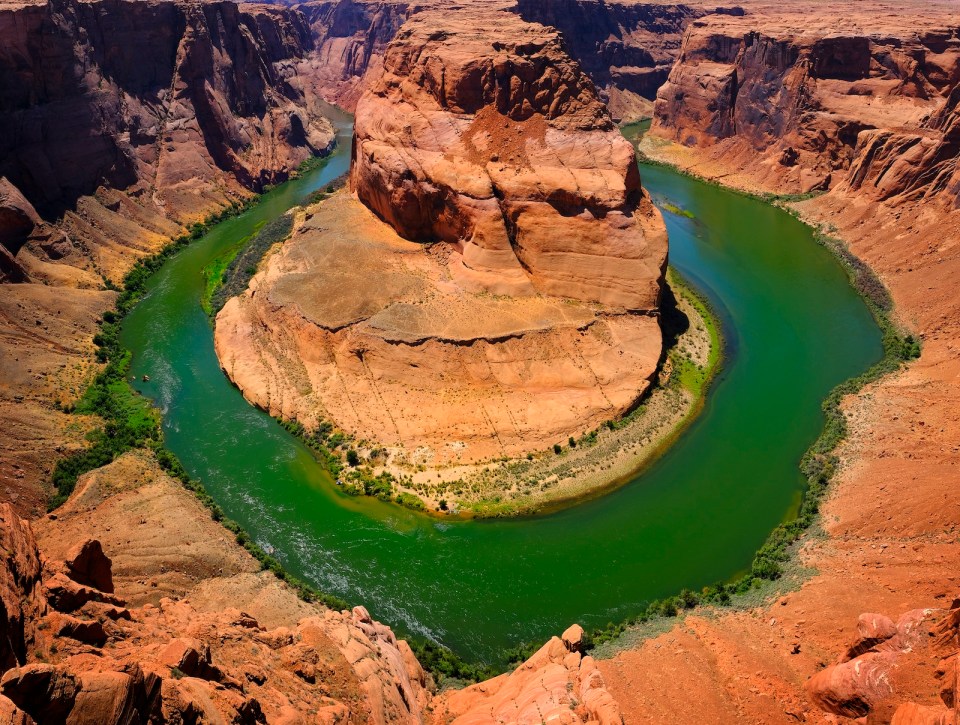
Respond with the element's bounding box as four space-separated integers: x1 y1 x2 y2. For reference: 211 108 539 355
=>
119 109 884 663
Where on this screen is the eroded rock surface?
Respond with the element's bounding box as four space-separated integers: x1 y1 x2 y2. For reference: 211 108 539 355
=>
217 6 666 471
352 6 667 309
0 448 621 725
0 0 334 223
650 2 960 198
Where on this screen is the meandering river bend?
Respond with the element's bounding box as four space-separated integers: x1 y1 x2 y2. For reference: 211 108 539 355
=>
119 109 883 662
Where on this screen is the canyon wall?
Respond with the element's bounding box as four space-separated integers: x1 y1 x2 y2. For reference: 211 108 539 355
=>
0 0 334 226
216 4 667 479
0 0 340 518
296 0 412 109
604 3 960 723
513 0 711 120
286 0 732 120
651 7 960 197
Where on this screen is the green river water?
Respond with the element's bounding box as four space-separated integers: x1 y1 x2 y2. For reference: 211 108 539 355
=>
119 110 883 663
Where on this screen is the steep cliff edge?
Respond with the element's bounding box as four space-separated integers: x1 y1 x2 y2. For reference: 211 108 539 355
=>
351 6 667 308
600 3 960 723
0 0 334 225
0 0 342 518
513 0 713 121
293 0 738 122
296 0 412 110
650 5 960 197
215 5 667 503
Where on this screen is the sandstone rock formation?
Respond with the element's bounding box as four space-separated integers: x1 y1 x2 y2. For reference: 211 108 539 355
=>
0 459 433 724
296 0 413 110
514 0 714 121
217 5 666 472
0 448 623 724
294 0 735 123
435 629 622 725
4 0 960 723
804 605 960 722
351 6 667 309
0 0 334 223
650 3 960 197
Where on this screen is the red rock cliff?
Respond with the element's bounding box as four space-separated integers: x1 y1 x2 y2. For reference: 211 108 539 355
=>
351 5 667 309
651 8 960 198
514 0 723 120
0 0 334 225
297 0 413 109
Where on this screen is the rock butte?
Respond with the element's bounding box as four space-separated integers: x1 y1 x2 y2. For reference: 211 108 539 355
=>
215 5 667 467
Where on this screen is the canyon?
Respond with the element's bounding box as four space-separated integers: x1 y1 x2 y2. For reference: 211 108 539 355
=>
0 0 958 723
214 4 669 499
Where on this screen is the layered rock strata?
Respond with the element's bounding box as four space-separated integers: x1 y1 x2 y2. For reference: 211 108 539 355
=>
650 3 960 197
514 0 714 121
296 0 413 110
217 7 666 469
0 0 340 517
351 6 667 309
293 0 737 122
0 0 334 224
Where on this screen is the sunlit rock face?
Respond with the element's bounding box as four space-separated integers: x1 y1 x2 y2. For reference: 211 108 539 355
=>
216 5 667 468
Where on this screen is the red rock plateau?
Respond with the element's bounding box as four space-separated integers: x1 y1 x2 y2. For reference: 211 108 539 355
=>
598 2 960 723
216 5 667 468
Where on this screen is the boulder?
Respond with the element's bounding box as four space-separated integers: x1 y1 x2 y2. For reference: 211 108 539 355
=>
64 540 114 594
805 651 897 718
0 179 39 253
846 612 897 659
562 623 585 652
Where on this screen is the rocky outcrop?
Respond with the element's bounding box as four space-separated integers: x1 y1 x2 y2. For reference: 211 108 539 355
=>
1 452 433 724
605 4 960 723
806 605 960 721
217 6 666 476
0 448 624 724
434 629 623 725
294 0 731 122
352 6 667 309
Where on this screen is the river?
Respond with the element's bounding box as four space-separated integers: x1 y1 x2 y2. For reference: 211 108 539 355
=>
119 108 883 663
